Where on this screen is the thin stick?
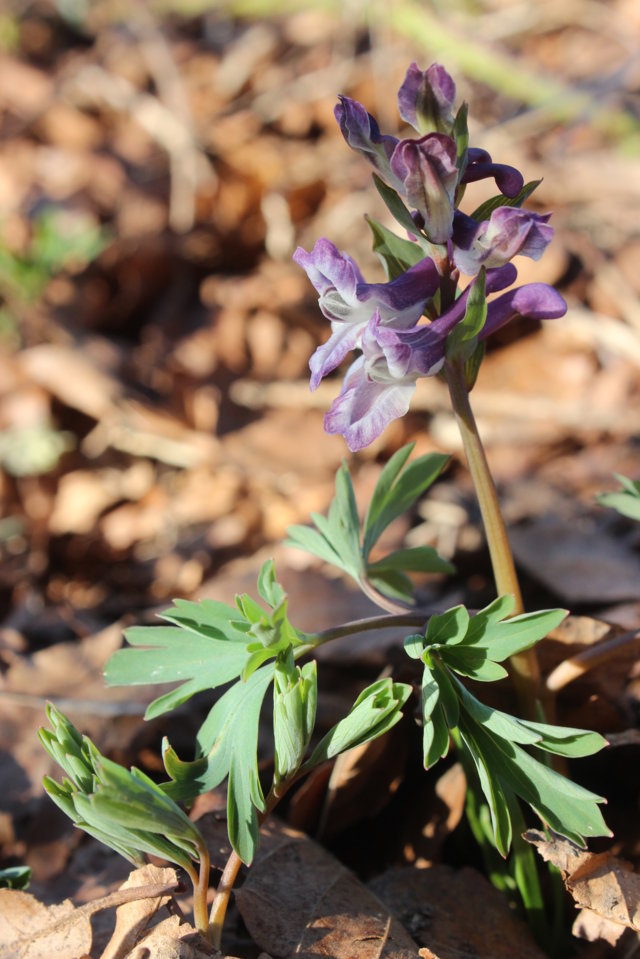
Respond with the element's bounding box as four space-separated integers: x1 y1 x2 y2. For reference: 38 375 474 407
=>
546 629 640 692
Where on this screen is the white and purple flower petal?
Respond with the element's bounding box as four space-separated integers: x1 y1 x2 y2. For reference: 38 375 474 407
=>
293 238 363 304
397 62 456 135
453 207 553 276
390 134 459 243
296 241 440 390
334 96 400 186
358 257 440 326
324 313 420 451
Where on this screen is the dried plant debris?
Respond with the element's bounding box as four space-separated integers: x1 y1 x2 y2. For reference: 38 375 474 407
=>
234 821 419 958
0 864 181 959
525 830 640 945
369 864 547 959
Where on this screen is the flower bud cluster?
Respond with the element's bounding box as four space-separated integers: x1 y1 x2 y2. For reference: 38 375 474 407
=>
295 63 567 451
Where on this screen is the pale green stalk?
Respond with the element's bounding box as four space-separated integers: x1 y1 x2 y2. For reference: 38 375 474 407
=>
444 359 541 715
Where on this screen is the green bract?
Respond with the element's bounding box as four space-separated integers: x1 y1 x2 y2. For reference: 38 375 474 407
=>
273 647 317 785
39 705 205 873
304 678 412 768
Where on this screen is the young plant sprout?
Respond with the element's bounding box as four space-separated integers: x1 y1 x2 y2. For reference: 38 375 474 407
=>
41 63 610 951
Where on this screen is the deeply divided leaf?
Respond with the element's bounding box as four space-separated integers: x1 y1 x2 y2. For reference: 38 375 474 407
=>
162 666 273 863
105 624 249 720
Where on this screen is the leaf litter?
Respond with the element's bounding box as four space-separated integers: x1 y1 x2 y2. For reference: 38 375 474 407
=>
0 1 639 957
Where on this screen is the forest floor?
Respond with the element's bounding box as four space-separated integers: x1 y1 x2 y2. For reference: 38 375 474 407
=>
1 2 640 957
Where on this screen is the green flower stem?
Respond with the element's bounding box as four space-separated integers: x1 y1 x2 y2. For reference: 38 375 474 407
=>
444 359 541 715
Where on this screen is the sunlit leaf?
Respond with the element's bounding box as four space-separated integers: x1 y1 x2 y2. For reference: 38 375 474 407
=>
366 216 425 280
162 666 273 864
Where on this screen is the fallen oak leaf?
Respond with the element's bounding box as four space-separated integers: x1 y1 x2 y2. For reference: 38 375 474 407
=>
525 829 640 943
0 871 180 959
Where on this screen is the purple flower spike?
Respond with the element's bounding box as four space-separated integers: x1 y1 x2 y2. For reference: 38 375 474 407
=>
482 283 567 338
390 134 459 243
397 62 456 135
294 239 440 390
462 148 524 198
453 207 553 276
334 96 400 186
324 312 420 451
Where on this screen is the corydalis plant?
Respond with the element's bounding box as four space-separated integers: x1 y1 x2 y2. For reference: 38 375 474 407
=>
295 61 566 452
40 64 610 953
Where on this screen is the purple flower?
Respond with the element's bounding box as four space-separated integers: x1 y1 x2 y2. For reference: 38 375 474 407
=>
294 239 440 389
481 282 567 337
322 265 566 450
389 135 459 243
461 148 524 198
334 95 458 244
334 97 400 188
324 312 423 451
453 206 554 276
397 62 456 135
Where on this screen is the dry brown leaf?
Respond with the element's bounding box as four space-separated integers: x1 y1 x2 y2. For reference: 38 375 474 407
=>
19 344 122 421
510 516 640 604
525 830 640 942
234 821 419 958
0 891 92 959
49 465 154 536
100 865 179 959
0 870 179 959
571 908 627 947
125 915 212 958
369 865 547 959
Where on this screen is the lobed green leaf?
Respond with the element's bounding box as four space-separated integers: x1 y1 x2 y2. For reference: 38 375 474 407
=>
463 712 610 847
367 546 455 577
285 523 347 571
306 678 411 768
163 666 273 864
459 724 513 857
106 625 249 720
425 605 469 647
598 475 640 521
257 559 286 608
